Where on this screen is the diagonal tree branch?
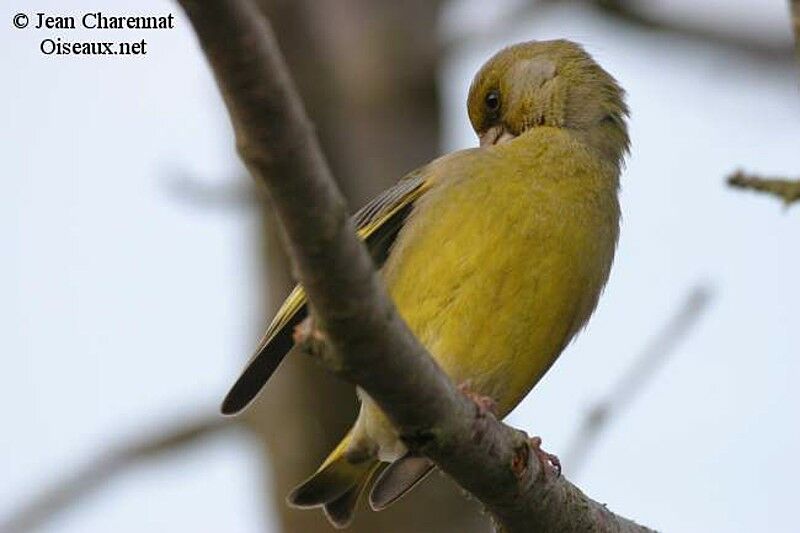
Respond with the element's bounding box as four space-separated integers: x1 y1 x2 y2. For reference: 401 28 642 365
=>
176 1 655 531
0 415 233 533
727 170 800 206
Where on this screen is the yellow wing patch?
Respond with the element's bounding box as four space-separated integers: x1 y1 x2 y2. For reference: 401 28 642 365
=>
252 176 430 357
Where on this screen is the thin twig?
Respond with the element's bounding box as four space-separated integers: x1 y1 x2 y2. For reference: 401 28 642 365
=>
0 415 234 533
176 1 654 531
728 170 800 206
564 286 712 476
723 3 799 208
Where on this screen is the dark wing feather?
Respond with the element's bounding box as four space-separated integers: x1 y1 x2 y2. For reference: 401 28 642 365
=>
221 170 429 415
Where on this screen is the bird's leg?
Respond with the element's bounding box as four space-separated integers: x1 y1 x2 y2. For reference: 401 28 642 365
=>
293 316 317 343
457 380 497 416
293 316 330 361
529 436 561 478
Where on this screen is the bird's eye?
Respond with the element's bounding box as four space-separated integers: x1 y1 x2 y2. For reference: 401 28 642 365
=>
484 90 500 112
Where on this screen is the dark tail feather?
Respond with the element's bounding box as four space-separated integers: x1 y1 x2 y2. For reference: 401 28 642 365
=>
369 455 435 511
287 454 373 509
323 463 383 528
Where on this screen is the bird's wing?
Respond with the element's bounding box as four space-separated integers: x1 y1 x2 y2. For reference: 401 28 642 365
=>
221 170 430 414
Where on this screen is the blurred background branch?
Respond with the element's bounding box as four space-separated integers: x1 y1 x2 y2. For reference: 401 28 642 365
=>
583 0 793 62
0 415 235 533
563 286 713 476
165 172 259 211
447 0 795 64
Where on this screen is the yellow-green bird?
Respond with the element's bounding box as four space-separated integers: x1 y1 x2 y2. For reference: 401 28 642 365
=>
221 39 629 527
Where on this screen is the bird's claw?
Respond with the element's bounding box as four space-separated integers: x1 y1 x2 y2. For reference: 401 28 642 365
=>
458 381 496 415
530 436 561 478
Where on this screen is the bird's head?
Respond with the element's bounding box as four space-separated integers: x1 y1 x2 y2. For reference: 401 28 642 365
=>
467 39 629 163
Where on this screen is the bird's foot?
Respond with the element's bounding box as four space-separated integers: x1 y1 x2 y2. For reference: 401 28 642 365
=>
458 381 496 416
293 316 315 343
293 317 328 359
529 436 561 478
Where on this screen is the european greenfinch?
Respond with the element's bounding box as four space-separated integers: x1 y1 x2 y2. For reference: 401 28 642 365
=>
221 39 629 527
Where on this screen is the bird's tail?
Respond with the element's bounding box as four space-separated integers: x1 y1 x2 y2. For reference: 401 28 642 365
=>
288 431 436 527
287 433 380 528
369 454 434 510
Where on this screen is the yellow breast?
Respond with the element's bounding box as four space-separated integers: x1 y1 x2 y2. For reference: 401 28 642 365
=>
382 128 619 416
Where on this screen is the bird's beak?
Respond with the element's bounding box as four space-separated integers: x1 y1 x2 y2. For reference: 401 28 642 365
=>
479 126 516 147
